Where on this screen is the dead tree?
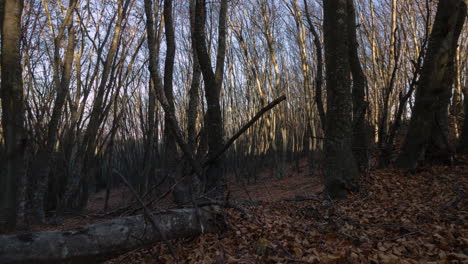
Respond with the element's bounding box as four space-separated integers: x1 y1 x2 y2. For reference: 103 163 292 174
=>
0 207 223 263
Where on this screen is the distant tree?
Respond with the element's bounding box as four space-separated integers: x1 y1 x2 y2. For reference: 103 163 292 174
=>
396 0 467 168
322 0 359 198
61 0 131 210
0 0 26 231
30 0 77 224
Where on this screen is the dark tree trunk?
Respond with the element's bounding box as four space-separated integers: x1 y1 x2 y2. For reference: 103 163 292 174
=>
194 0 228 200
0 0 25 231
144 0 204 184
322 0 359 199
162 0 178 184
142 1 163 193
396 0 467 168
303 0 325 130
347 0 369 172
187 0 202 154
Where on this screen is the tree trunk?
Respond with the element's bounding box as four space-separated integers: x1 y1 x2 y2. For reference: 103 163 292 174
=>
303 0 325 130
194 0 228 199
187 0 202 154
0 0 25 232
0 207 223 264
347 0 369 172
173 0 204 206
322 0 359 199
162 0 178 185
396 0 467 168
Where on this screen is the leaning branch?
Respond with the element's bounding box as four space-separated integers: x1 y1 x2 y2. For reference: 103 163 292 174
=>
204 95 287 166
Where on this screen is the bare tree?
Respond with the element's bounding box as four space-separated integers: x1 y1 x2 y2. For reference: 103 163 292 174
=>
30 0 78 224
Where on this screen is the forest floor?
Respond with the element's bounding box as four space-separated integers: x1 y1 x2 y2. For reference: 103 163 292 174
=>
101 156 468 264
9 155 467 263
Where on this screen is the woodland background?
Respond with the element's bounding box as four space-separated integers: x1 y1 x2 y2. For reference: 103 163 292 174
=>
0 0 467 262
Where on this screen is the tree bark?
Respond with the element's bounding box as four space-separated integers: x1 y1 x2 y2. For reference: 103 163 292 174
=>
396 0 467 168
0 0 25 231
323 0 359 199
162 0 178 184
303 0 325 130
194 0 228 199
0 207 223 264
187 0 202 154
347 0 369 172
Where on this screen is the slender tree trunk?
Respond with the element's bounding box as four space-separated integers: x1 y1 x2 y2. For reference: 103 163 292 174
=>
144 0 204 185
162 0 178 185
187 0 202 155
303 0 325 130
396 0 467 168
142 2 163 193
347 0 369 172
0 0 25 231
31 0 77 224
450 45 463 138
61 0 130 210
173 0 204 206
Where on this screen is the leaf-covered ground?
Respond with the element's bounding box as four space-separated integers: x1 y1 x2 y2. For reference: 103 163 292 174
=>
105 157 468 263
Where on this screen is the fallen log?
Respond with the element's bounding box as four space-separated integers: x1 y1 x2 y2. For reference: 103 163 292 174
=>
0 206 223 264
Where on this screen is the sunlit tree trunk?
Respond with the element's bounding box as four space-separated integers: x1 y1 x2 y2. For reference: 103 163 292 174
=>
61 0 130 210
